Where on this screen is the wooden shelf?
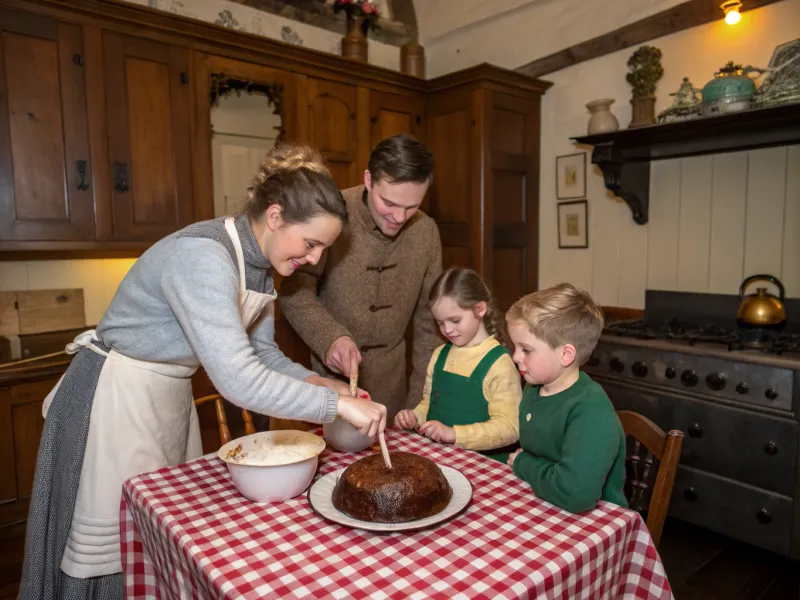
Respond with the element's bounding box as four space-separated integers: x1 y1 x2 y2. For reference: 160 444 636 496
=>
571 102 800 225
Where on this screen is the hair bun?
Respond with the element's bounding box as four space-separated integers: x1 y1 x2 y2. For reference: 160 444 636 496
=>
256 143 330 184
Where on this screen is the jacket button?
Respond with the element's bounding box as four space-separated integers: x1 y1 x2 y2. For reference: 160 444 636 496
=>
369 305 378 312
526 413 531 422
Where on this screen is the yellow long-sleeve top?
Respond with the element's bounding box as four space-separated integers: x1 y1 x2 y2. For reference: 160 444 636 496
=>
412 336 522 451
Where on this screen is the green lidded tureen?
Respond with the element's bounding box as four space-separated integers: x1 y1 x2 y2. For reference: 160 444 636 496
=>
702 61 766 115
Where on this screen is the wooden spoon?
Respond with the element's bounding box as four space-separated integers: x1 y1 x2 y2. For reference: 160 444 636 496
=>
350 354 392 469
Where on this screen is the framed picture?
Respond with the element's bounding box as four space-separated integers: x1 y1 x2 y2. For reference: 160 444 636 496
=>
556 152 586 200
557 200 588 249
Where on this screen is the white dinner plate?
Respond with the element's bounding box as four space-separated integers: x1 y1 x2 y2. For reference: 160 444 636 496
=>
307 465 472 532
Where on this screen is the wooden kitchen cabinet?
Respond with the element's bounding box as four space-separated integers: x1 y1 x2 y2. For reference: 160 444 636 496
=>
426 67 550 307
0 9 94 242
368 90 422 149
103 32 194 241
0 376 56 526
305 77 362 189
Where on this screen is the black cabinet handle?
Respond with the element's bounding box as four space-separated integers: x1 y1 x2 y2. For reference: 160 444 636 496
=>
765 388 779 401
665 367 676 379
114 162 129 193
736 382 749 394
76 160 89 191
764 441 778 455
73 53 83 66
756 509 772 524
684 487 698 502
610 357 624 373
688 423 703 438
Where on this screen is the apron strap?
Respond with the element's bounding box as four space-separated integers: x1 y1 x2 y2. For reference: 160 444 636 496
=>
468 344 508 384
224 217 247 295
433 344 452 373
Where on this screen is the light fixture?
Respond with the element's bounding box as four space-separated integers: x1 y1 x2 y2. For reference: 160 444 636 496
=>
721 0 742 25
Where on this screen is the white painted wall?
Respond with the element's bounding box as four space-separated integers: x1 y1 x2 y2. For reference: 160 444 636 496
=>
423 0 687 79
536 1 800 307
123 0 401 71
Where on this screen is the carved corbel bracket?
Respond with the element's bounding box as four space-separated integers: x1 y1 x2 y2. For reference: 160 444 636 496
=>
591 143 650 225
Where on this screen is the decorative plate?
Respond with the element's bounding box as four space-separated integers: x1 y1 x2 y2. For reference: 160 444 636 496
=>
307 465 472 532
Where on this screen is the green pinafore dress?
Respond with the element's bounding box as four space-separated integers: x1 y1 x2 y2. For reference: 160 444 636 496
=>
426 343 519 463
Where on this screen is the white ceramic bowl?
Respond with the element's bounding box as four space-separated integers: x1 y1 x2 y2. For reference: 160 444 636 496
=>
323 416 375 452
218 430 326 503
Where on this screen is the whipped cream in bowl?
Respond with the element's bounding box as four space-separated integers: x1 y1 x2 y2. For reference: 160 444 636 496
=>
218 431 326 503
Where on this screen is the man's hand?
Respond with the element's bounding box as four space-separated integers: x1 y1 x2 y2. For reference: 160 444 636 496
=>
394 409 418 430
337 396 387 438
304 374 370 400
325 336 361 376
418 420 456 444
508 448 523 468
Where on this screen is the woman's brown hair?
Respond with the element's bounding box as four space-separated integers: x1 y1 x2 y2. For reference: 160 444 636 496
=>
429 268 509 347
244 143 347 224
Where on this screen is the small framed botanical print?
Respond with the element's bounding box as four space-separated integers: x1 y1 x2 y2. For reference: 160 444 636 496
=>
556 152 586 200
557 200 588 249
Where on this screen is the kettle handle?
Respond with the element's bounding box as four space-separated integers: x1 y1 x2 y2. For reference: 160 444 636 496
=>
740 274 785 301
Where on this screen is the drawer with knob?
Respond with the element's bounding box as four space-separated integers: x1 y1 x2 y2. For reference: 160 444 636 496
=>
661 394 797 495
669 465 792 556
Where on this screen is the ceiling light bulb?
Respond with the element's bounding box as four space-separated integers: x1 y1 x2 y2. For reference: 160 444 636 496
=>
721 1 742 25
725 9 741 24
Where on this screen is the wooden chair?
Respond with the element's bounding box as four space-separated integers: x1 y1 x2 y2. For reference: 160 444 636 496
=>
195 394 256 447
616 410 684 547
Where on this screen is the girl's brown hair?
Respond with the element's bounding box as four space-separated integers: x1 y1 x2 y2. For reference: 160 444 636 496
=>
244 143 347 224
429 268 508 347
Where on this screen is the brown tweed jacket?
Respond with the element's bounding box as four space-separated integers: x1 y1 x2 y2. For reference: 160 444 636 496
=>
278 185 443 418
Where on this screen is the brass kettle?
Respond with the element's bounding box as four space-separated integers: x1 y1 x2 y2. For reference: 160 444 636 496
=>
736 274 787 329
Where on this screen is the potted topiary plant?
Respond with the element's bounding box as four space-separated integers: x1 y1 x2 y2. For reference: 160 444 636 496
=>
626 45 664 128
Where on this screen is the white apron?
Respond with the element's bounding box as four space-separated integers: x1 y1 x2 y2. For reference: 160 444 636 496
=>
44 217 276 579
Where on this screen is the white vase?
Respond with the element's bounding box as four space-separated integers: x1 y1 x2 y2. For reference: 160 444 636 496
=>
586 98 620 134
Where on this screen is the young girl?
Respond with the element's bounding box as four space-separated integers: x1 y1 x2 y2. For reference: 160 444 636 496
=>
395 268 521 462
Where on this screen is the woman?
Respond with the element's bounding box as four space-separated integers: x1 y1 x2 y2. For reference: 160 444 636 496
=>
19 144 387 599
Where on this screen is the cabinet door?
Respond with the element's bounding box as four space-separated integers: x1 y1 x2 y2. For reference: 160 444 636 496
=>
104 32 193 241
306 78 360 189
368 91 420 148
0 10 94 241
425 90 472 270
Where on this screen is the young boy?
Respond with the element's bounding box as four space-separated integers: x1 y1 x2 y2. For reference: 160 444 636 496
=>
505 283 627 514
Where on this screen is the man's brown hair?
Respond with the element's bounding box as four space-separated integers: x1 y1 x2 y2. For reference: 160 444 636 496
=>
368 134 435 186
506 283 604 364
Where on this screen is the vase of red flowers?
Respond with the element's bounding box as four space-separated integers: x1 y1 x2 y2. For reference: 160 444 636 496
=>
334 0 381 63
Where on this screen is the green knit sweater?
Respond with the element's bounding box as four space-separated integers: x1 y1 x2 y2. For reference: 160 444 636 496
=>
512 371 628 513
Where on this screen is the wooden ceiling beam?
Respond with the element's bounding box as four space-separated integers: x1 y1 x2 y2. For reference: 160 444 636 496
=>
515 0 788 78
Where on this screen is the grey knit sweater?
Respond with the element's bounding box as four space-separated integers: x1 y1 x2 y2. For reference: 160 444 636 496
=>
96 214 338 424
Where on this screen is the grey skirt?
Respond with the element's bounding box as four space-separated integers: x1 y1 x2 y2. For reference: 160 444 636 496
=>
17 342 123 600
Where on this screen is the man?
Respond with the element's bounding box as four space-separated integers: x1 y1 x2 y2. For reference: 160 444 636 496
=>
279 134 442 419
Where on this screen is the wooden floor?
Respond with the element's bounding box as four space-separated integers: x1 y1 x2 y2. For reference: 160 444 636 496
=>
0 516 798 599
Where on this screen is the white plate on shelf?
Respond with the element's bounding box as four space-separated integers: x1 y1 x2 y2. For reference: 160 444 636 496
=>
307 465 472 532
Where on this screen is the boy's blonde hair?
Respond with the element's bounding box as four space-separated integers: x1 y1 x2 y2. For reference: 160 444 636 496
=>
506 283 604 364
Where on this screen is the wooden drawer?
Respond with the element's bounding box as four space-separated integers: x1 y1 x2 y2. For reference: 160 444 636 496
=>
669 465 792 556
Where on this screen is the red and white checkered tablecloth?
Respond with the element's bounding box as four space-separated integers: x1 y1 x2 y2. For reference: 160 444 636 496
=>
121 428 673 599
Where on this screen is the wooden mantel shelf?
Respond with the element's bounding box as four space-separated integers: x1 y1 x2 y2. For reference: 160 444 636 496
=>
571 101 800 225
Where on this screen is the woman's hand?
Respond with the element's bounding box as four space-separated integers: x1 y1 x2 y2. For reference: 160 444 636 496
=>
325 336 361 376
304 374 370 400
394 409 418 430
418 420 455 444
336 395 387 438
508 448 523 468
